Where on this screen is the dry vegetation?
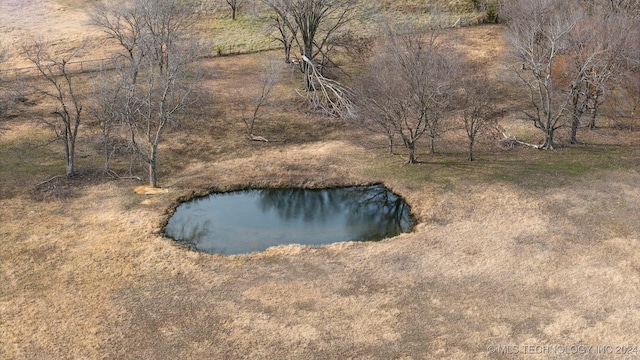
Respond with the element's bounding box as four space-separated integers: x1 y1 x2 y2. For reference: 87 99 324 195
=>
1 1 640 359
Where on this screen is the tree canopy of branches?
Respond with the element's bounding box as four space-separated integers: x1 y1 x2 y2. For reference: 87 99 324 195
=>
503 0 582 149
267 2 298 63
240 58 285 140
92 0 201 187
503 0 639 148
459 75 497 161
356 24 460 164
87 72 128 173
566 11 636 142
92 0 198 81
261 0 357 91
24 41 86 177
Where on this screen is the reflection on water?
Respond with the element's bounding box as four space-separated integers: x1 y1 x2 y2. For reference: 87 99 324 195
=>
165 185 414 255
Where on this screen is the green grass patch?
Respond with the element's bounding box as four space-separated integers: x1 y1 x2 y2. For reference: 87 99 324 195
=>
197 0 481 56
363 144 640 190
200 15 276 55
485 146 639 188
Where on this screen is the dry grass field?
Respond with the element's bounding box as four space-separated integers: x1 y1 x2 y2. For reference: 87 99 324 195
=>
2 1 640 359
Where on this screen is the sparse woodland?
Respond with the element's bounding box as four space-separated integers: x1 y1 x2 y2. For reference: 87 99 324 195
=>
2 0 638 182
1 0 640 358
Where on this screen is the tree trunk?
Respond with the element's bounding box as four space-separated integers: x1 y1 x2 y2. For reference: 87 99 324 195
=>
588 110 597 130
468 140 475 162
570 90 584 144
304 63 313 91
64 135 75 177
570 113 580 144
149 144 158 188
284 43 292 63
66 152 75 177
406 141 416 164
541 129 555 149
303 46 313 92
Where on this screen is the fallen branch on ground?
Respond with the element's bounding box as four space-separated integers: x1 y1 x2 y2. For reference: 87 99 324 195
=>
497 127 541 149
300 55 358 120
248 134 269 142
105 169 142 181
247 134 286 142
35 174 65 187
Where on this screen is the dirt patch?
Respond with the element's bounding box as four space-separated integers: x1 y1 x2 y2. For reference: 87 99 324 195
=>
0 0 99 67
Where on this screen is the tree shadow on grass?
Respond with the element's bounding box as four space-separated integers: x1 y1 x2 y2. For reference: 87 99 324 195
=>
29 169 120 202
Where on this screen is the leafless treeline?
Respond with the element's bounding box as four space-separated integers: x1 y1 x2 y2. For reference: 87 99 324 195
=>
8 0 204 186
503 0 640 149
1 0 639 181
353 0 639 162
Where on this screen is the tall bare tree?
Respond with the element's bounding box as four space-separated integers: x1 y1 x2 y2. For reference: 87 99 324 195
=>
240 58 285 140
268 5 298 63
459 75 497 161
92 0 197 79
92 1 147 84
92 0 201 187
356 24 460 164
563 6 636 143
24 41 87 177
127 47 199 187
505 0 639 146
503 0 582 149
261 0 357 91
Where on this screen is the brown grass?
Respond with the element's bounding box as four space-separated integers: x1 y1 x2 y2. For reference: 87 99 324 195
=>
1 4 640 359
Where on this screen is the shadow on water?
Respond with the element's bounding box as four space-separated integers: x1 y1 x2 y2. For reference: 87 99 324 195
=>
165 184 415 255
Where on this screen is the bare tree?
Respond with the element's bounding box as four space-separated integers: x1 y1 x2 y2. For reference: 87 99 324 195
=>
563 7 636 143
140 0 198 74
24 41 87 177
610 71 640 130
356 24 460 164
226 0 244 20
261 0 357 91
87 72 127 173
505 0 639 146
92 0 201 187
459 75 497 161
91 1 147 84
126 47 199 187
300 54 356 118
268 4 298 63
241 58 284 140
503 0 582 149
91 0 197 79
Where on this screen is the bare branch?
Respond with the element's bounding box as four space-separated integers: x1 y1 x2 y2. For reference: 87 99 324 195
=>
299 55 357 119
23 40 88 177
354 21 460 163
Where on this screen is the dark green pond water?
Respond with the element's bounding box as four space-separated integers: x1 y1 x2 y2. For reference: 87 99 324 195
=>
165 184 414 255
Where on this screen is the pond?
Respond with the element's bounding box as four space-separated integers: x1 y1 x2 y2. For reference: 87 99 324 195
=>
164 184 415 255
